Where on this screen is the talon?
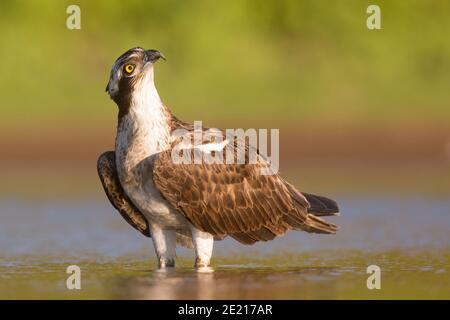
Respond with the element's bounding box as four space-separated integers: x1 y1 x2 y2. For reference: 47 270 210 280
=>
195 257 210 268
159 258 175 268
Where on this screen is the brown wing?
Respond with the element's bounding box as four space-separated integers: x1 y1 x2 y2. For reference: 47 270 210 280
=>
97 151 150 236
97 151 195 248
153 148 338 245
97 151 194 248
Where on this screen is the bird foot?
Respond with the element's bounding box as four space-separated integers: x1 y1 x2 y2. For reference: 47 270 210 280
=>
158 257 175 269
195 257 211 269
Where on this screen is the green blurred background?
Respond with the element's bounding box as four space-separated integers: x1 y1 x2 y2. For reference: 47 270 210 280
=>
0 0 449 195
1 0 450 300
1 0 449 124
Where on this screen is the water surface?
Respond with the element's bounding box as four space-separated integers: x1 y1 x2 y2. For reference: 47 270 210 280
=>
0 196 449 299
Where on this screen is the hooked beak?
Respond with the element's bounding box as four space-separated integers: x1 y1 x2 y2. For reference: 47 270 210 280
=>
144 49 166 63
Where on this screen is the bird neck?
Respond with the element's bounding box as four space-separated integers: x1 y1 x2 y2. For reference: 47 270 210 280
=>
116 80 173 163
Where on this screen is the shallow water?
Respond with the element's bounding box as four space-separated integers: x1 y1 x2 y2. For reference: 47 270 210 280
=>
0 251 449 299
0 196 449 299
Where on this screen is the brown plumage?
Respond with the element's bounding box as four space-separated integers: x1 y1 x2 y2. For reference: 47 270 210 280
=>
97 151 194 248
99 47 340 269
98 124 339 247
97 151 150 236
152 131 339 245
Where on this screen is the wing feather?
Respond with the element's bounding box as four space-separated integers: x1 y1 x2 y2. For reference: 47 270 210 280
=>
152 140 338 245
97 151 195 248
97 151 150 237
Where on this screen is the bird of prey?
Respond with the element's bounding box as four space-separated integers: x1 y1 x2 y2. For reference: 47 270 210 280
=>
98 47 339 269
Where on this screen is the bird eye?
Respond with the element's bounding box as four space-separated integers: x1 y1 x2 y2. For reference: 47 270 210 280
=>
124 64 135 74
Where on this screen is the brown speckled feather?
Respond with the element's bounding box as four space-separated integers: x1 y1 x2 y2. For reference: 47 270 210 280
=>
97 151 194 248
152 134 338 245
97 151 150 236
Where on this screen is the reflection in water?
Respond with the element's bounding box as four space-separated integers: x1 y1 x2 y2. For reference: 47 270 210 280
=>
0 196 449 299
114 267 340 299
1 250 448 299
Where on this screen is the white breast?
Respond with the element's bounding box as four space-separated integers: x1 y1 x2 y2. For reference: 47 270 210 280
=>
115 78 188 228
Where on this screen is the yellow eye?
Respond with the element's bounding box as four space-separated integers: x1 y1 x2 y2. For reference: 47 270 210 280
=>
124 64 135 74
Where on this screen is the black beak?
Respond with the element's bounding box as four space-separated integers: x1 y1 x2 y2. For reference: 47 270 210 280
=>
145 49 166 63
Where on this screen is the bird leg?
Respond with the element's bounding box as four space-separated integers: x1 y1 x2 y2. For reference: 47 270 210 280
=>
149 225 176 268
190 226 214 268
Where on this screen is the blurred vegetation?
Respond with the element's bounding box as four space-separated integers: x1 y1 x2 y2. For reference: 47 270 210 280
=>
0 0 449 126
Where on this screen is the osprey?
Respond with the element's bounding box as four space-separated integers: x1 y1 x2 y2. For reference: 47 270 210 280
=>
98 47 339 269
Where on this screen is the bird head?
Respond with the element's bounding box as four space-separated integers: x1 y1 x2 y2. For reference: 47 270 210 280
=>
106 47 165 104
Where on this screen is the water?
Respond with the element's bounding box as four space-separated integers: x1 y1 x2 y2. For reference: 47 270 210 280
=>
0 196 449 299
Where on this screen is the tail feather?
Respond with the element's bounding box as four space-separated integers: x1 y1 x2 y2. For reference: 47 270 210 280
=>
302 193 340 216
283 211 338 234
305 213 338 234
283 180 340 233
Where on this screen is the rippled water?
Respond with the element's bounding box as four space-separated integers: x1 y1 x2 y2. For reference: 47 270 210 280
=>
0 196 449 299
